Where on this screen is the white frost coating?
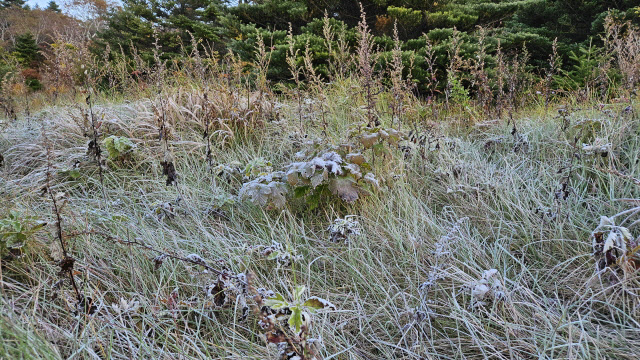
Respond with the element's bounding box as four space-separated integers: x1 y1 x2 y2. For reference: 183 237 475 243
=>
467 268 507 309
186 254 205 264
363 172 380 189
305 296 337 310
239 172 288 208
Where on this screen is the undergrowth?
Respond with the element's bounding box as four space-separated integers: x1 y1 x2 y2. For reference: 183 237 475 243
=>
0 13 639 360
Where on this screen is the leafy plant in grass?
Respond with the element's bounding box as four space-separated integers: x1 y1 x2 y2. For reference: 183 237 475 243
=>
242 157 273 180
239 137 398 209
352 124 406 157
248 241 303 268
286 150 378 205
261 285 335 360
327 215 362 243
0 210 45 257
591 215 640 277
103 135 136 162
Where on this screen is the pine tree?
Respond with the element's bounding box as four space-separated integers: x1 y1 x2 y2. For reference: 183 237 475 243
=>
0 0 26 9
96 0 226 61
13 33 42 67
47 1 61 13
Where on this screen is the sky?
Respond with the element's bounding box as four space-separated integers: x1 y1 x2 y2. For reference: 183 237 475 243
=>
25 0 240 10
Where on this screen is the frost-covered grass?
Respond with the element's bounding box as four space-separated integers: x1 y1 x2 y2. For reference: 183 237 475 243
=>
0 80 639 359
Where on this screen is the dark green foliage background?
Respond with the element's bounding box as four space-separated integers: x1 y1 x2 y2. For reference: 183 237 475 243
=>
2 0 640 93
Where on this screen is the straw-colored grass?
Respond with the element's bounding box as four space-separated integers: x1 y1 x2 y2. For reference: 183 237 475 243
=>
0 79 639 359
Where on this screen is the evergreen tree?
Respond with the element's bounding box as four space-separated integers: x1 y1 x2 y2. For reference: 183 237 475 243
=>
47 1 61 13
96 0 226 62
13 33 42 67
0 0 26 9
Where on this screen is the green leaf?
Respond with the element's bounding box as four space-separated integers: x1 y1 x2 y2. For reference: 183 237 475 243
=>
265 293 288 309
7 233 26 249
293 185 310 198
30 222 46 232
373 142 388 156
68 169 81 179
293 285 306 301
288 306 302 333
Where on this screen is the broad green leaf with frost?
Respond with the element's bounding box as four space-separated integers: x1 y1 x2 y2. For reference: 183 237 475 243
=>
265 293 287 309
293 285 306 301
288 306 303 333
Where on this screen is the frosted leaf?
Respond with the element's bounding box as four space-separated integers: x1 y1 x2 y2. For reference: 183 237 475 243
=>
344 163 362 179
328 216 362 242
360 133 380 148
471 283 490 299
468 269 508 309
326 161 342 175
599 216 614 227
153 253 168 270
303 296 336 311
346 153 365 165
287 171 300 186
321 151 343 164
310 170 327 188
329 177 359 202
591 216 633 271
603 232 617 252
482 269 499 280
363 172 380 189
582 138 611 155
239 175 288 209
111 297 140 315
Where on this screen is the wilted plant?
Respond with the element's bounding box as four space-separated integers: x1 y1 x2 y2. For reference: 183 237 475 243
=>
85 93 106 195
286 23 304 130
388 21 413 130
604 15 640 95
471 27 491 113
323 10 351 81
327 215 361 243
467 269 508 310
544 38 561 110
154 95 178 186
591 215 639 276
43 126 96 315
356 3 380 127
445 27 465 111
495 40 507 118
505 45 531 121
